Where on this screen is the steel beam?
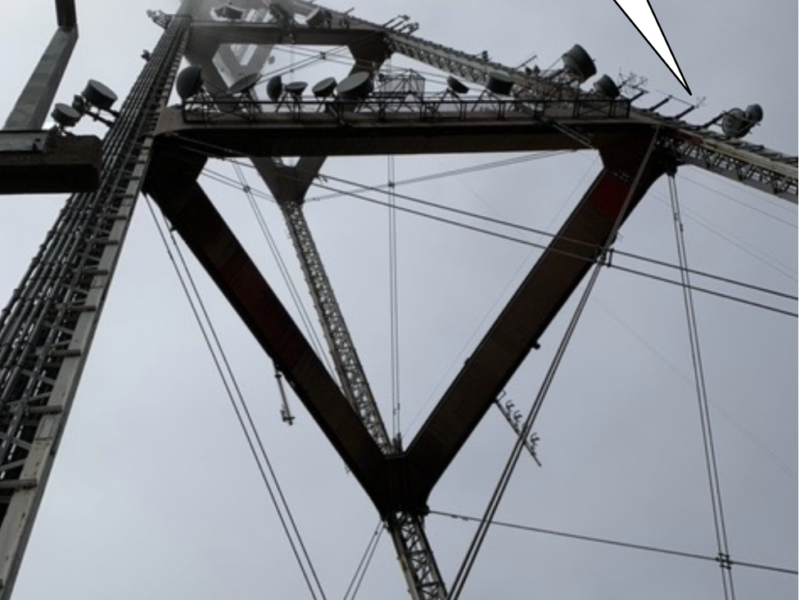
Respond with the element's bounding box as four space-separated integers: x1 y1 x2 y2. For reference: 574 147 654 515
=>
0 132 101 194
155 108 638 157
143 142 388 508
3 26 77 131
55 0 77 27
0 17 189 597
404 131 667 501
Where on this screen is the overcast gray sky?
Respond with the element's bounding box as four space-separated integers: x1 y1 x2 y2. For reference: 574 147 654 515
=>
0 1 797 599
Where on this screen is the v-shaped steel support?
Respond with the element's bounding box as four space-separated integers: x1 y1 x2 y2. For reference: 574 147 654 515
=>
145 129 666 515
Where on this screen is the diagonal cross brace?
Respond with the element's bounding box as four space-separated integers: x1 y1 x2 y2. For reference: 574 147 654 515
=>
404 131 667 501
143 141 389 507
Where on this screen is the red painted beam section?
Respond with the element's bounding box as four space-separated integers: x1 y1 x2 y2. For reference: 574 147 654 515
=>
404 132 666 503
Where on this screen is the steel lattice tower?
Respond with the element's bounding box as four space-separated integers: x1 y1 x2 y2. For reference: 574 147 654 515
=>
0 2 796 599
0 15 189 598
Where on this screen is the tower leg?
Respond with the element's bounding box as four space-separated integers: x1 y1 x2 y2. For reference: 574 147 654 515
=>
0 18 188 598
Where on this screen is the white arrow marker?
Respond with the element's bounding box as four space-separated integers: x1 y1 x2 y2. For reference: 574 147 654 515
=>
613 0 691 95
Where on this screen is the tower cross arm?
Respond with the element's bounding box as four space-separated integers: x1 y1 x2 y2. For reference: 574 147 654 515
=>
660 127 798 202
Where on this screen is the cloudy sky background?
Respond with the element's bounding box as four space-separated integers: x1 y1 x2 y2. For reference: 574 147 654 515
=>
0 1 797 599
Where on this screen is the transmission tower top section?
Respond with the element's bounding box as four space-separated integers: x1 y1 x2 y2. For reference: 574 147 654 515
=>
165 0 795 201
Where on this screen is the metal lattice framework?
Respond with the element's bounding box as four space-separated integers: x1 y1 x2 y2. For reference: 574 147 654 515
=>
0 2 796 599
660 130 798 200
0 16 189 599
253 157 395 452
251 156 445 598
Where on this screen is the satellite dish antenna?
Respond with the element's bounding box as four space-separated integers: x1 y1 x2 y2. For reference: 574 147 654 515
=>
285 81 308 98
561 44 597 82
485 71 514 96
722 104 764 138
447 76 469 95
82 80 118 111
593 74 620 99
176 66 204 101
50 103 82 129
337 71 374 101
745 103 764 125
229 72 260 96
312 77 337 98
267 75 284 101
722 108 749 137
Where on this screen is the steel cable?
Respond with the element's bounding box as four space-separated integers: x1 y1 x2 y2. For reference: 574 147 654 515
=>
201 157 796 317
448 129 662 600
669 174 736 600
430 510 798 576
144 195 329 600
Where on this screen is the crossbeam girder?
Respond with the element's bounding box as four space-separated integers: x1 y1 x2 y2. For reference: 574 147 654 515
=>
155 109 640 157
0 132 101 194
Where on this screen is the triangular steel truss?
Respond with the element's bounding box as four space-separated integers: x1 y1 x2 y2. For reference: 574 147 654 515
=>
0 3 795 599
